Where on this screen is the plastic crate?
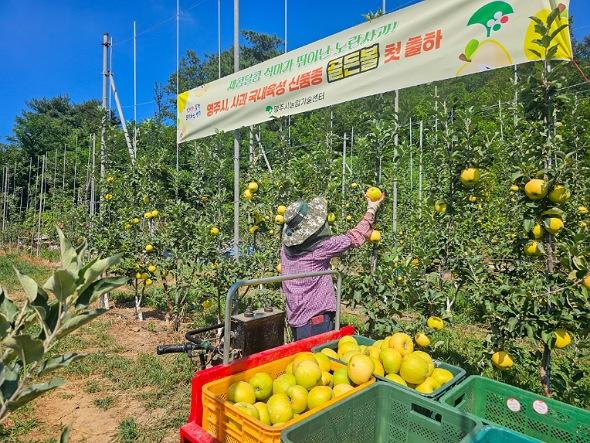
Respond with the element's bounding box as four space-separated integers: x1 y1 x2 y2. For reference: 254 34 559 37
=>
312 334 466 399
201 353 375 443
280 381 481 443
468 426 542 442
180 326 355 442
440 376 590 443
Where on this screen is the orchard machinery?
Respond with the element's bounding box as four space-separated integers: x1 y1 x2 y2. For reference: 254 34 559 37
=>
156 270 342 368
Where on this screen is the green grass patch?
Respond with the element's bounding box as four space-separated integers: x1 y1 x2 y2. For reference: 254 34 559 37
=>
0 404 37 443
83 379 102 394
0 253 53 291
93 395 116 410
117 418 139 443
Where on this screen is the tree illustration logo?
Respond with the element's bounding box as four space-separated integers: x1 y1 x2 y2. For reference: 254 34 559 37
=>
468 1 515 37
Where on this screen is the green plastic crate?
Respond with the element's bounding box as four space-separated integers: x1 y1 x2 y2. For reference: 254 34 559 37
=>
440 376 590 443
280 382 481 443
469 426 541 442
311 334 466 399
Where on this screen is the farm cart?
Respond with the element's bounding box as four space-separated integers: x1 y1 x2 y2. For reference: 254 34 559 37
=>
154 271 352 442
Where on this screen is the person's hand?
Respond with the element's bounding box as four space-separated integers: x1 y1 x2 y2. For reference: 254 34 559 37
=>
366 192 385 213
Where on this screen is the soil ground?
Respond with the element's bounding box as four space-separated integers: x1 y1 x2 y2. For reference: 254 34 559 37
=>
0 252 199 442
4 306 193 443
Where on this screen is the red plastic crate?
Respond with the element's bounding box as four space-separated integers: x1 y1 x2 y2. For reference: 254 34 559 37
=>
179 325 355 443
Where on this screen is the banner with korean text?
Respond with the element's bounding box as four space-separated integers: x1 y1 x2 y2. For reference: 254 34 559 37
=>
178 0 572 142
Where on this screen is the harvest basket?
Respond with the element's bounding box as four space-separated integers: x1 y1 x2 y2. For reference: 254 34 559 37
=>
201 353 375 443
440 376 590 443
312 334 465 399
280 381 481 443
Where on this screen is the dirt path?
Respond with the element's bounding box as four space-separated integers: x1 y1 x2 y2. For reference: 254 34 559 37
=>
21 307 192 443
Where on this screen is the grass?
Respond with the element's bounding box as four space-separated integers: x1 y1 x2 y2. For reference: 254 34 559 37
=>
0 253 54 292
83 379 101 394
93 396 116 410
0 405 37 443
117 418 139 443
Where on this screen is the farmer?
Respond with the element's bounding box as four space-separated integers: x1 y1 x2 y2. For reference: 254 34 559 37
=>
280 193 384 340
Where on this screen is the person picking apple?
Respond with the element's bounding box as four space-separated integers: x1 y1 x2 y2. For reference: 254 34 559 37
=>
280 190 384 340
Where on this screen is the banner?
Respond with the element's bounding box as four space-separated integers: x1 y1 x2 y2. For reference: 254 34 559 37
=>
178 0 572 143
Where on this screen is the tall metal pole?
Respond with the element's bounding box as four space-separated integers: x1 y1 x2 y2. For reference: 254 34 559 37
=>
1 166 7 233
284 0 288 52
409 117 413 194
418 120 423 212
233 0 240 259
108 37 113 119
62 143 67 191
53 148 58 189
90 134 96 217
285 0 290 146
513 65 518 127
100 33 109 180
434 85 439 141
24 158 32 214
382 0 386 13
36 156 45 257
341 133 347 218
176 0 180 172
498 99 504 141
73 136 78 204
133 21 137 155
218 0 221 79
392 90 399 238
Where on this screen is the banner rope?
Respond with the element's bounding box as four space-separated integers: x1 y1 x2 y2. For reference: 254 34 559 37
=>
570 58 590 86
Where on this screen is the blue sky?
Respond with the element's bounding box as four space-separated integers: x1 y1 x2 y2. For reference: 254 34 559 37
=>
1 0 589 142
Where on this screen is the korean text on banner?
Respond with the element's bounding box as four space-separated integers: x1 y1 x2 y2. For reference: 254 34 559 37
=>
177 0 572 143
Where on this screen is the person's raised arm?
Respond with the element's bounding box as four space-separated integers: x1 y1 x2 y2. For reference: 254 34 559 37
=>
313 193 385 260
346 192 385 247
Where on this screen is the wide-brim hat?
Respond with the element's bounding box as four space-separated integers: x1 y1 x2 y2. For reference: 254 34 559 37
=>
282 197 328 247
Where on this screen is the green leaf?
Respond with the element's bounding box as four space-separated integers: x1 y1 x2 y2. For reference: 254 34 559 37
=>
57 227 77 271
0 287 18 323
529 16 545 27
37 353 84 376
526 325 535 340
76 276 128 309
541 330 554 345
549 24 569 41
14 269 39 303
57 309 107 339
6 378 64 412
77 254 123 295
60 427 70 443
542 207 564 217
0 361 21 401
465 39 479 61
546 7 560 28
572 256 586 271
534 24 547 37
528 49 543 59
3 335 44 365
507 317 518 332
75 240 88 262
43 269 77 302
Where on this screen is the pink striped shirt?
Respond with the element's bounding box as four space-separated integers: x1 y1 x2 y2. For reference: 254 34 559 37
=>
280 212 375 327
